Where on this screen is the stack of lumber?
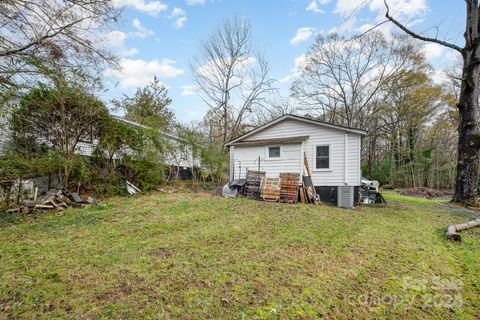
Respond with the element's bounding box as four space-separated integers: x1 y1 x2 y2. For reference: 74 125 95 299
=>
301 152 321 205
244 170 265 199
260 177 281 202
279 173 300 203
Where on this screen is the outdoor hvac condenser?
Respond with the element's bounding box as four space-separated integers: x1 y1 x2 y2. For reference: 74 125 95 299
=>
337 186 355 209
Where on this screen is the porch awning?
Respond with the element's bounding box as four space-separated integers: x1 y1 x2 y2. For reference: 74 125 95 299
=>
230 135 309 146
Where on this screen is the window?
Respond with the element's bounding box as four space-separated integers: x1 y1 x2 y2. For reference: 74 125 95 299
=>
315 145 329 169
268 146 281 158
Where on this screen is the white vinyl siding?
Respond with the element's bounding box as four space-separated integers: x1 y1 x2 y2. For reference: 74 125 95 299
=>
232 143 301 179
231 118 362 186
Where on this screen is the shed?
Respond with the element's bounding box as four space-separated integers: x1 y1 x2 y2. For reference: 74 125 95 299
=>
225 114 367 204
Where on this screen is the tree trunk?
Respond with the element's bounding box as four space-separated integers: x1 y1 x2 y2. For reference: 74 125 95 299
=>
453 51 480 205
384 0 480 205
446 218 480 241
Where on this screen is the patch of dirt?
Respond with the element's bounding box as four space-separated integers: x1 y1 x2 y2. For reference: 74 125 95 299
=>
150 247 172 258
400 187 453 199
197 184 224 196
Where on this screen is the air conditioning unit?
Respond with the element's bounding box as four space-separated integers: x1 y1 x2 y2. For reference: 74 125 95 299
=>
337 186 355 209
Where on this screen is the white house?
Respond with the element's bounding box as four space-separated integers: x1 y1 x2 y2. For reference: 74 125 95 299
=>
74 116 201 179
225 114 367 203
0 114 201 180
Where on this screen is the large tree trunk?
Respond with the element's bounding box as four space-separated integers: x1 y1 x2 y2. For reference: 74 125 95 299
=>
453 51 480 205
384 0 480 205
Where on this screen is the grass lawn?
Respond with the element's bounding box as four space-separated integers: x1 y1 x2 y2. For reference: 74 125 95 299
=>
0 190 479 319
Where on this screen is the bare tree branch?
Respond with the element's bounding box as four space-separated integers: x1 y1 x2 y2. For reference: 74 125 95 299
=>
384 0 463 53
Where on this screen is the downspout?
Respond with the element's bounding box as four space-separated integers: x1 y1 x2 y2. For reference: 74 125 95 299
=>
344 132 348 185
230 146 235 181
300 141 304 177
359 135 362 185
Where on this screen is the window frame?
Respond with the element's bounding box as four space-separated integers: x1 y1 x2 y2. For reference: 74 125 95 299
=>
266 145 282 160
313 144 331 171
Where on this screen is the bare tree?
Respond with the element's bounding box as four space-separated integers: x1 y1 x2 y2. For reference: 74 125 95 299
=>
292 32 434 179
383 0 480 205
291 32 418 129
250 96 298 127
0 0 118 92
192 16 276 146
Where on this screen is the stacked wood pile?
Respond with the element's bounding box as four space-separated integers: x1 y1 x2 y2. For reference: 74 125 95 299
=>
239 154 321 205
300 152 320 205
5 188 101 214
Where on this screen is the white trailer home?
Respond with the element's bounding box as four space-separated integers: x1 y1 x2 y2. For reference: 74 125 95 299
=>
225 114 367 204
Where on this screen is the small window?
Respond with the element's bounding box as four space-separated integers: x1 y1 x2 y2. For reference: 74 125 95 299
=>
268 146 281 158
316 145 329 169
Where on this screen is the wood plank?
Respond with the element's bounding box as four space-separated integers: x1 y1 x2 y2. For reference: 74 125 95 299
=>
299 185 305 203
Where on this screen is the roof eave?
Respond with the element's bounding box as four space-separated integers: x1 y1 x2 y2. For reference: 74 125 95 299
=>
224 114 367 147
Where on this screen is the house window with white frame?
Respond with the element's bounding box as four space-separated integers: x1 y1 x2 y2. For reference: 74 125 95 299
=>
267 146 281 159
315 145 329 169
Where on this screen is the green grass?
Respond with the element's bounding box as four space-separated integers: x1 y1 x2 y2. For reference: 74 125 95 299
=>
0 191 479 319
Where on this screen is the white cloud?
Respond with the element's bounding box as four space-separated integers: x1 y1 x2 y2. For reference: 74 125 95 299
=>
172 7 185 16
329 16 357 33
171 7 187 28
280 54 308 83
306 1 324 14
175 16 187 28
333 0 428 36
290 27 316 45
132 18 154 38
104 31 127 48
422 43 443 60
446 50 462 62
186 0 205 5
105 58 184 88
181 85 197 96
103 31 138 57
112 0 168 15
334 0 368 16
431 69 449 85
357 23 374 34
369 0 428 18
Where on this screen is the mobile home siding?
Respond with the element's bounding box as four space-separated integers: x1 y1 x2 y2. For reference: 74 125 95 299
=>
231 119 362 186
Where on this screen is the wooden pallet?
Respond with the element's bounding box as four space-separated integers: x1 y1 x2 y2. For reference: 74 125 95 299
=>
279 173 300 203
244 170 266 199
261 178 281 202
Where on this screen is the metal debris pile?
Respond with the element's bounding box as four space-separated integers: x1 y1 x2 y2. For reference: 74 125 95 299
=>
360 177 386 204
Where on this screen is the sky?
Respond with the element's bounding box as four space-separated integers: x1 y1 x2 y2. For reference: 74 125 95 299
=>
102 0 465 124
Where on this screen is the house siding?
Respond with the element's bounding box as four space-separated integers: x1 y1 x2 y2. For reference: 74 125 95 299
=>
1 126 200 170
232 143 302 180
231 118 362 186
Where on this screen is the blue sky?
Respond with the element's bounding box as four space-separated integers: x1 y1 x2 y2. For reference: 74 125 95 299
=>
104 0 464 123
